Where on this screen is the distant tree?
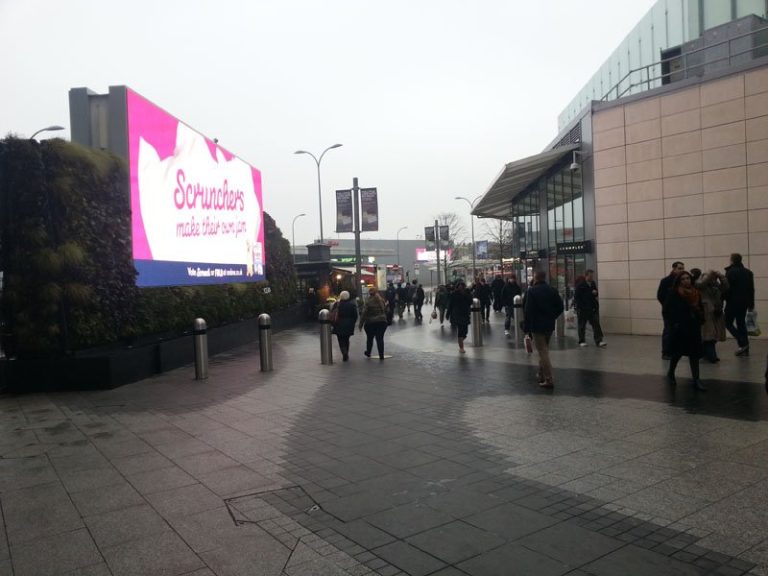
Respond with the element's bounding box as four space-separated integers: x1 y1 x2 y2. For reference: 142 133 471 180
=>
483 219 514 261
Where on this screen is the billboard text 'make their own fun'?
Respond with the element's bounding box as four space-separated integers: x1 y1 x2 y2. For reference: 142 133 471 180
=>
126 88 265 287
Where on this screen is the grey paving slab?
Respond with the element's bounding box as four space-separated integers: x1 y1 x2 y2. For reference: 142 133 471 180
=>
333 519 398 550
59 465 125 493
366 503 454 539
69 481 146 517
110 451 175 476
200 532 292 576
582 544 705 575
197 464 277 497
101 530 204 576
3 481 84 545
371 540 447 576
457 542 571 576
125 464 199 495
464 502 559 540
84 503 172 548
406 520 506 564
144 482 223 518
11 527 101 576
174 450 241 477
0 455 58 493
59 562 113 575
516 521 625 568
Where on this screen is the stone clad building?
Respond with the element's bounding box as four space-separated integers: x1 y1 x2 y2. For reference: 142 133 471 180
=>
473 0 768 337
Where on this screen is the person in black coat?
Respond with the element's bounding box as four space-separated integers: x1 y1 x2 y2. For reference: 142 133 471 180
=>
663 271 706 391
574 269 606 347
412 281 425 321
473 277 492 322
657 261 685 359
523 270 564 388
500 275 522 336
491 275 505 312
447 280 473 353
724 253 755 356
331 291 358 362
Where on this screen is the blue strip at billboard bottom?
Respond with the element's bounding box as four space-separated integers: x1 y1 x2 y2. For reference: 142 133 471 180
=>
135 260 265 288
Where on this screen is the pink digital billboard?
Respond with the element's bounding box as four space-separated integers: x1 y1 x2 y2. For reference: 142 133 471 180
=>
127 88 264 287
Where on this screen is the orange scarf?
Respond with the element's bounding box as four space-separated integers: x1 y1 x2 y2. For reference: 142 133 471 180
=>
677 285 700 308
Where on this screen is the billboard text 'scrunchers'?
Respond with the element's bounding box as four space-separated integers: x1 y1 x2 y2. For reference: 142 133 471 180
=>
127 88 265 287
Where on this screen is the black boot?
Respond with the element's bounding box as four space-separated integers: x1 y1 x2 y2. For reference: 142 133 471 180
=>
667 356 679 385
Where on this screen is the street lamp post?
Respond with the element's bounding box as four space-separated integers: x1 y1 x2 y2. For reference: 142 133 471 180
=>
396 225 407 279
294 144 343 244
29 125 65 140
291 213 306 263
455 196 482 279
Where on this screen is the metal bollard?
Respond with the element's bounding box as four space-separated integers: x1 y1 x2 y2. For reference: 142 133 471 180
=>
193 318 208 380
319 309 333 365
471 298 483 347
258 313 273 372
513 294 523 343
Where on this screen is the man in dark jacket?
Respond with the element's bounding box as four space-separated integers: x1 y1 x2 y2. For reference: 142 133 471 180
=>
491 275 505 312
523 270 564 388
412 281 425 321
724 253 755 356
658 261 685 359
473 277 492 322
501 275 523 336
575 269 606 348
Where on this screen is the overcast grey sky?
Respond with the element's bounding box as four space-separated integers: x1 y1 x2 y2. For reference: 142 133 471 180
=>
0 0 656 246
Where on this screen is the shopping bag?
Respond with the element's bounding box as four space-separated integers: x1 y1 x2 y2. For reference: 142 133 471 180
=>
524 334 533 354
746 310 761 337
565 307 577 330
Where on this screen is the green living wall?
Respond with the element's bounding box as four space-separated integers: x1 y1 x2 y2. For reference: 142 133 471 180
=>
0 137 296 358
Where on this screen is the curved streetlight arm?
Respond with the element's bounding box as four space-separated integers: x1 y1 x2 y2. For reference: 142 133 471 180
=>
30 125 65 140
294 144 342 244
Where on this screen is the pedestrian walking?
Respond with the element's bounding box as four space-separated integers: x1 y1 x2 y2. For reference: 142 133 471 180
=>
574 269 606 347
413 281 425 321
501 275 522 336
385 282 396 325
491 274 505 312
657 261 685 359
523 270 564 388
447 280 473 353
474 277 492 322
724 253 755 356
696 270 729 363
434 284 449 325
406 281 415 315
331 291 358 362
396 282 408 319
359 287 389 359
663 271 706 391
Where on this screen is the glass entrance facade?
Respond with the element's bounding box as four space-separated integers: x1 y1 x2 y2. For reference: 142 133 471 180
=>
510 159 588 306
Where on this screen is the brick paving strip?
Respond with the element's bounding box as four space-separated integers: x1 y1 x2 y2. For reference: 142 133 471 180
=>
0 321 767 576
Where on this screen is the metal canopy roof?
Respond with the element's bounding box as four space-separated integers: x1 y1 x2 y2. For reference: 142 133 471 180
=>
472 144 578 220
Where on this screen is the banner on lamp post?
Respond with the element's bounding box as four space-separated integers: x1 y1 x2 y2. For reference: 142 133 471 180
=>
475 240 488 259
360 188 378 232
335 189 353 233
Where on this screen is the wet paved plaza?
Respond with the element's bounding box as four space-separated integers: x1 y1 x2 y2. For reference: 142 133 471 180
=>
1 312 767 576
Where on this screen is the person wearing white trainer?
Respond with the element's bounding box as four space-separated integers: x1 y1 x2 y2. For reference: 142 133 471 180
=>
574 269 606 348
